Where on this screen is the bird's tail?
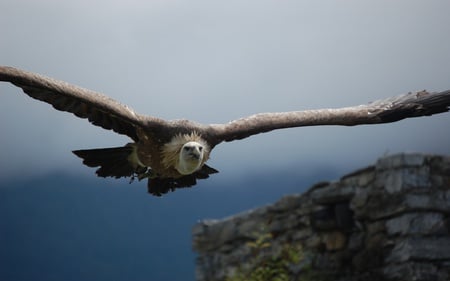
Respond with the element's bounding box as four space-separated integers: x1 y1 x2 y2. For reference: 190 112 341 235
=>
73 144 143 178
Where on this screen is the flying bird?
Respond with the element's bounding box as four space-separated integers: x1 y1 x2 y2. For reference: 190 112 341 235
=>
1 66 450 196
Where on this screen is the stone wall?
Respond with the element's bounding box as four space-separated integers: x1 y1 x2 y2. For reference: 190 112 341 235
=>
192 153 450 281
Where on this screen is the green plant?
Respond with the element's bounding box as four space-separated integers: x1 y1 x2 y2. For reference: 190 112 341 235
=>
226 226 310 281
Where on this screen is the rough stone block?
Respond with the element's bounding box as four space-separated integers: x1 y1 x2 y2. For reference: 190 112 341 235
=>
366 221 386 235
356 191 450 220
383 262 448 281
347 232 364 251
193 219 237 252
269 193 304 212
376 153 426 170
321 231 347 251
310 183 355 204
340 165 376 187
386 237 450 263
405 192 450 211
429 155 450 175
385 212 446 235
350 187 370 209
380 166 431 193
237 219 265 238
291 227 312 241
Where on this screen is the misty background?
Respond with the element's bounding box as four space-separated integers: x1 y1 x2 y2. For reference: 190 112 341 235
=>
1 1 449 281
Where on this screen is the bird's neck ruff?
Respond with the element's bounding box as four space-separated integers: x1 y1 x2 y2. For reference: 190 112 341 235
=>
161 132 210 174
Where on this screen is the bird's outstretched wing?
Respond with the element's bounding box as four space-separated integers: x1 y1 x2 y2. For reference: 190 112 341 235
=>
0 66 167 141
2 66 449 144
210 90 450 142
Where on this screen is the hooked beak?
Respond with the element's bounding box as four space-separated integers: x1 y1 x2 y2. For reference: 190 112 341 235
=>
189 152 200 160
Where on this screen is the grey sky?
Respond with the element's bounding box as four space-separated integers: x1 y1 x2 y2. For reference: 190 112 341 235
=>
1 0 449 181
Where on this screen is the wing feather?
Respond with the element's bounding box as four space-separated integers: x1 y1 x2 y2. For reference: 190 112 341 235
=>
0 66 167 141
211 90 450 142
2 66 449 145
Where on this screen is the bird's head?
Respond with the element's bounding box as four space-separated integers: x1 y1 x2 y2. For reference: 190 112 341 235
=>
177 141 205 175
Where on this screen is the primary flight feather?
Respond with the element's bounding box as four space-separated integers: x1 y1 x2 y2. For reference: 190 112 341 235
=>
1 66 449 196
